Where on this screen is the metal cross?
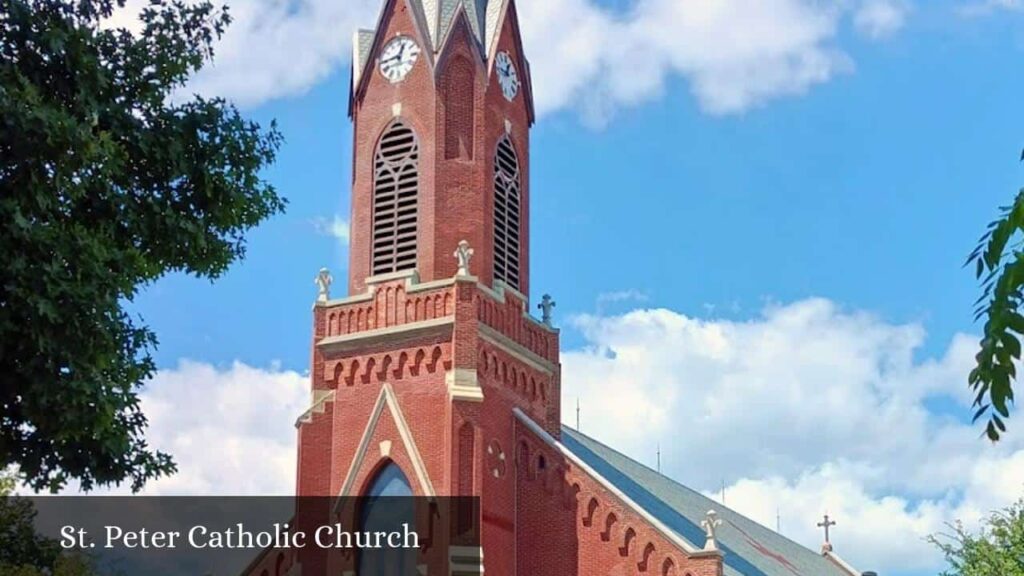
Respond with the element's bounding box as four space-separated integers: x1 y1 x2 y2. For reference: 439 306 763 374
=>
817 514 836 543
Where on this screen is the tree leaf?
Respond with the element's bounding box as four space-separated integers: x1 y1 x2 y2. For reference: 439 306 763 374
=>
0 0 284 492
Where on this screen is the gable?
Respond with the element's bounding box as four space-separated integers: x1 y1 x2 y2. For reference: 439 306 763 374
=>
338 383 436 498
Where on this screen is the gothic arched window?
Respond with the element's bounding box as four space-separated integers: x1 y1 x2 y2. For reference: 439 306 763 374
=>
493 136 521 289
373 121 419 275
358 462 415 575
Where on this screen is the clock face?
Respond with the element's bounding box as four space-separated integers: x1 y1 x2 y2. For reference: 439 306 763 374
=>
495 51 520 101
379 36 420 83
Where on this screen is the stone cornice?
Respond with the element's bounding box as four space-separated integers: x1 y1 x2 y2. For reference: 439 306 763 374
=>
318 317 454 353
315 269 459 309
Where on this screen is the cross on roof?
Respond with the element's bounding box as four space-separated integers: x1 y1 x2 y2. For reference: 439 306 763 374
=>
817 514 836 543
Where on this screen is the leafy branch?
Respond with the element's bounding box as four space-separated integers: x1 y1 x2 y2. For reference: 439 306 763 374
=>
966 150 1024 441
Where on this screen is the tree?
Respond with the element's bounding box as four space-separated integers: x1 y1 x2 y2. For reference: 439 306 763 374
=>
0 469 99 574
967 152 1024 441
0 468 60 569
0 0 285 492
929 499 1024 575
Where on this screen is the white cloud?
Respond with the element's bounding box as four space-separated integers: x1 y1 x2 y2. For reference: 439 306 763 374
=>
562 298 1024 574
133 360 309 495
110 0 907 121
854 0 910 39
518 0 856 122
51 298 1024 574
959 0 1023 16
313 214 351 245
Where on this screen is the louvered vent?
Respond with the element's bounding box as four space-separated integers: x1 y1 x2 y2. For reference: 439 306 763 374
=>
493 136 521 290
372 122 419 275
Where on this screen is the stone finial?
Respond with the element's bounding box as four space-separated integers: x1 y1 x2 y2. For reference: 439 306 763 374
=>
701 509 723 551
454 240 474 277
315 267 333 302
538 294 556 327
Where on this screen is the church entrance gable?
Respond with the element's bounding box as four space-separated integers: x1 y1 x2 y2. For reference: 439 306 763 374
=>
339 383 436 498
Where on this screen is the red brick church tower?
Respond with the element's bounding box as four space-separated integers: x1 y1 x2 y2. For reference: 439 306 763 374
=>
245 1 867 575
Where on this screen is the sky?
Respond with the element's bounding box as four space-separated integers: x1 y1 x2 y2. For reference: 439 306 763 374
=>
86 0 1024 575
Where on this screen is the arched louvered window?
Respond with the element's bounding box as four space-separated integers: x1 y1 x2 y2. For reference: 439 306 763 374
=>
372 121 419 275
493 136 521 289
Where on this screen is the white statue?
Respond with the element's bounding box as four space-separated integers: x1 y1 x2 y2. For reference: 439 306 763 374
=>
315 267 333 302
701 509 722 551
538 294 556 326
454 240 474 276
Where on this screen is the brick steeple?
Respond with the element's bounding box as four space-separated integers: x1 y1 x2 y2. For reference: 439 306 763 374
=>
291 2 560 574
346 0 535 297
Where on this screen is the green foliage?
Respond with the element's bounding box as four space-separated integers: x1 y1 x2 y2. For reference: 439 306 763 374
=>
0 470 61 571
0 0 285 492
0 470 100 574
929 499 1024 576
967 151 1024 441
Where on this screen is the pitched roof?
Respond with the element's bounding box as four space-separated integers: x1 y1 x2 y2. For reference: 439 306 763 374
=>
560 426 857 576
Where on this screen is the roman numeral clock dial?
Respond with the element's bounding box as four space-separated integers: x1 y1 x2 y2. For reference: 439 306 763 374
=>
379 36 420 83
496 51 520 101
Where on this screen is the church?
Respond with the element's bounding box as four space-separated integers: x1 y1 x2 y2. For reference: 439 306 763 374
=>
244 0 868 574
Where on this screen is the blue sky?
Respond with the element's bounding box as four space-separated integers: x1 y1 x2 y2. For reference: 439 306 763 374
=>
136 1 1021 367
114 1 1024 574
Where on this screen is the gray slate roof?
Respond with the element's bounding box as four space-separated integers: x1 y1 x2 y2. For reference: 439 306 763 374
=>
561 426 856 576
430 0 499 54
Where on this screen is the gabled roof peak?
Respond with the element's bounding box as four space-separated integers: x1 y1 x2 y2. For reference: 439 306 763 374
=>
359 0 509 61
424 0 502 55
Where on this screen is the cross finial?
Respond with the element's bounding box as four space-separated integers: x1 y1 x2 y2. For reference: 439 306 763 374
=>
454 240 474 277
817 514 836 550
315 267 333 302
701 510 723 551
538 294 556 326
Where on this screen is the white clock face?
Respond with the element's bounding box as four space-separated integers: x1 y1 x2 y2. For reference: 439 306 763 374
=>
495 51 520 101
379 36 420 83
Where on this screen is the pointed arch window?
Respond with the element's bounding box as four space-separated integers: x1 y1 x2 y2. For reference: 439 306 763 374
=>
373 121 419 275
493 136 521 289
358 462 415 575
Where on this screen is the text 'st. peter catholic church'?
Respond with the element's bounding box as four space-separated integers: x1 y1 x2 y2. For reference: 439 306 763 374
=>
244 1 865 575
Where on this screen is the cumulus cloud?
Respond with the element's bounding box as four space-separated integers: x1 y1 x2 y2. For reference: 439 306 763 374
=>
313 214 351 245
131 360 309 495
56 298 1024 573
518 0 857 122
109 0 907 121
854 0 910 39
561 299 1024 573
